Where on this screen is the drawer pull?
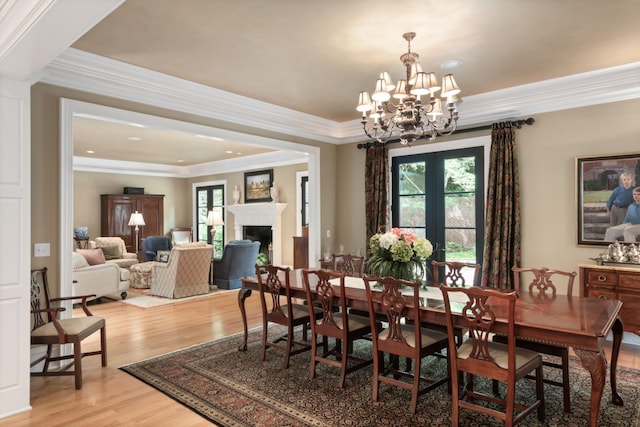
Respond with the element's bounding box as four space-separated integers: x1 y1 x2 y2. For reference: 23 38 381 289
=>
598 295 607 300
598 275 607 282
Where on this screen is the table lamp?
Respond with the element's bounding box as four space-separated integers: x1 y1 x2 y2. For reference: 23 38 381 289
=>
206 209 224 258
128 211 146 256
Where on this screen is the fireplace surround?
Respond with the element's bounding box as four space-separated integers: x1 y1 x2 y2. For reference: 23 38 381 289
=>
225 203 287 265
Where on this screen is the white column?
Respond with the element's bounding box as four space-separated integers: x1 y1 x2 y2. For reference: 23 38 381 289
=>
0 77 31 417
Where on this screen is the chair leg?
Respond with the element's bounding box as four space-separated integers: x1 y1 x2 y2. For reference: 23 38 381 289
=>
409 357 419 414
284 324 294 368
536 364 545 422
561 349 570 413
261 320 268 361
372 350 382 402
309 333 318 380
100 325 107 366
73 338 83 390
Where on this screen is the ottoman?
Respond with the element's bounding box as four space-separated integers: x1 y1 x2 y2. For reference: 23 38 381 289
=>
129 261 155 289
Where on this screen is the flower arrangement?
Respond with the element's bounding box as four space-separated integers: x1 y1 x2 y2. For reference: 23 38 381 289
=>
366 228 433 282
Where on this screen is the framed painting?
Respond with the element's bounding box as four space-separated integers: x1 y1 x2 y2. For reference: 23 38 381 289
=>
244 169 273 203
156 250 171 263
576 152 640 246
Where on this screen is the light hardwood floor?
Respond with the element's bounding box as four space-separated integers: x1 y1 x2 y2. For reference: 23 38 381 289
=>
3 290 639 426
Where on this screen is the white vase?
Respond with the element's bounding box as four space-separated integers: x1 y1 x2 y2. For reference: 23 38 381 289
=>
232 189 240 204
270 185 279 203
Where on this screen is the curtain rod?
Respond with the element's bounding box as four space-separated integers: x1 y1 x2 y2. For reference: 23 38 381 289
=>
356 117 535 150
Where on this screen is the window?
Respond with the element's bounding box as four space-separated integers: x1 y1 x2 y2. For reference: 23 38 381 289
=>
391 146 484 272
301 175 309 227
196 184 224 255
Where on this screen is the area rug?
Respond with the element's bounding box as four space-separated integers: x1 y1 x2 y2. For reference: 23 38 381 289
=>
120 326 640 426
112 286 233 309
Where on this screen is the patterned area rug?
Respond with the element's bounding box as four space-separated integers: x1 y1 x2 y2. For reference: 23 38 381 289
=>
121 326 640 426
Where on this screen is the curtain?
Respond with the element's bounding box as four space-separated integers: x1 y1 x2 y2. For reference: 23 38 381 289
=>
365 144 388 248
481 122 521 289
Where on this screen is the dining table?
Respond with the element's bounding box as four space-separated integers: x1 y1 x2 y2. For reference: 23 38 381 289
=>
239 269 624 427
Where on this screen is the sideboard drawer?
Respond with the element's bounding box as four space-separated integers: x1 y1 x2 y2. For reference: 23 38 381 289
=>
586 288 617 301
618 273 640 291
586 270 617 288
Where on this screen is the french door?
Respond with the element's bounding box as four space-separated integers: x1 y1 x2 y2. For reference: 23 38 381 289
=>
391 146 484 281
196 184 224 255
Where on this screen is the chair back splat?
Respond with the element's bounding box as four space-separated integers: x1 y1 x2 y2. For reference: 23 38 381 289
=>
441 285 545 426
363 275 449 414
30 267 107 389
331 253 366 277
302 269 374 388
431 260 481 287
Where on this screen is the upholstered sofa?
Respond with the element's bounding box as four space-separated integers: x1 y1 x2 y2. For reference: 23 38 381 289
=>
72 251 130 300
88 237 139 268
213 240 260 289
151 242 213 298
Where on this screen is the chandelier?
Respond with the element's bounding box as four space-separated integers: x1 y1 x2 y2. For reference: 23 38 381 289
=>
356 32 462 145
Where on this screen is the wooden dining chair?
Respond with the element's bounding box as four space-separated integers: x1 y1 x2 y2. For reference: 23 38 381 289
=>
493 266 577 413
363 275 450 414
331 253 366 277
30 267 107 390
301 269 374 388
429 260 481 347
441 285 545 426
256 264 320 368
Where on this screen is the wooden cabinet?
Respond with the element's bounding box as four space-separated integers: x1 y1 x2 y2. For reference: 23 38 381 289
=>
293 236 308 269
580 264 640 335
101 194 164 259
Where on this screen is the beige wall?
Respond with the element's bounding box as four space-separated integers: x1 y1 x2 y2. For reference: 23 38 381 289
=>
335 97 640 294
73 171 190 238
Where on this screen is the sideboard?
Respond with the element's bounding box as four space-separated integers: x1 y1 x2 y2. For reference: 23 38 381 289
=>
579 263 640 335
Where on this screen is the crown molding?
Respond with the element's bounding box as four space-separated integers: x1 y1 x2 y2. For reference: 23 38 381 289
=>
74 150 308 178
42 48 340 144
0 1 123 81
42 49 640 146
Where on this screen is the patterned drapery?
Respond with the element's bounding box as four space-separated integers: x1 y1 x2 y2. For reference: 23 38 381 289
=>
481 122 521 289
365 144 388 250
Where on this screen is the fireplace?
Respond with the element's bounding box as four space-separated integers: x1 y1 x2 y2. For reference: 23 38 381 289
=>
225 203 287 265
243 226 272 259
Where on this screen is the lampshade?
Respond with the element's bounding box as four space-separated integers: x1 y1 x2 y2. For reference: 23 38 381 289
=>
128 211 145 227
356 91 372 112
441 74 461 97
410 72 431 96
206 210 224 226
371 78 391 102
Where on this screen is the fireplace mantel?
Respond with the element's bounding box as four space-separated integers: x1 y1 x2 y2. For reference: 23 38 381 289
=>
225 203 287 265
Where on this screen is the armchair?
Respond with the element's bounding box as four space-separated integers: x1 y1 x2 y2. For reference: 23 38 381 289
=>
142 235 172 262
151 242 213 298
213 240 260 289
72 251 130 300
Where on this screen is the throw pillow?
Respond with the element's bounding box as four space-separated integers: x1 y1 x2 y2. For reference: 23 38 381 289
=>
72 251 90 269
100 245 121 260
76 248 106 266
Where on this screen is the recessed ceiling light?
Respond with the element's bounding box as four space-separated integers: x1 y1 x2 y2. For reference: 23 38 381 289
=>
128 136 141 141
236 152 243 155
441 59 463 70
196 134 224 141
86 150 95 154
177 159 184 163
225 150 233 154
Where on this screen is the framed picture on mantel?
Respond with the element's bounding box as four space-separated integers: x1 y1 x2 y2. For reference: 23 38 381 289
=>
576 152 640 246
244 169 273 203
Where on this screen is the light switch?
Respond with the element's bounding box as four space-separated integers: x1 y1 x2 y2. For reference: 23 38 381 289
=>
34 243 50 257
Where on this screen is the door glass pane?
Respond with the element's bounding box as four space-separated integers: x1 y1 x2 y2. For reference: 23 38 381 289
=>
399 162 425 194
444 193 475 228
398 195 425 227
445 228 476 264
